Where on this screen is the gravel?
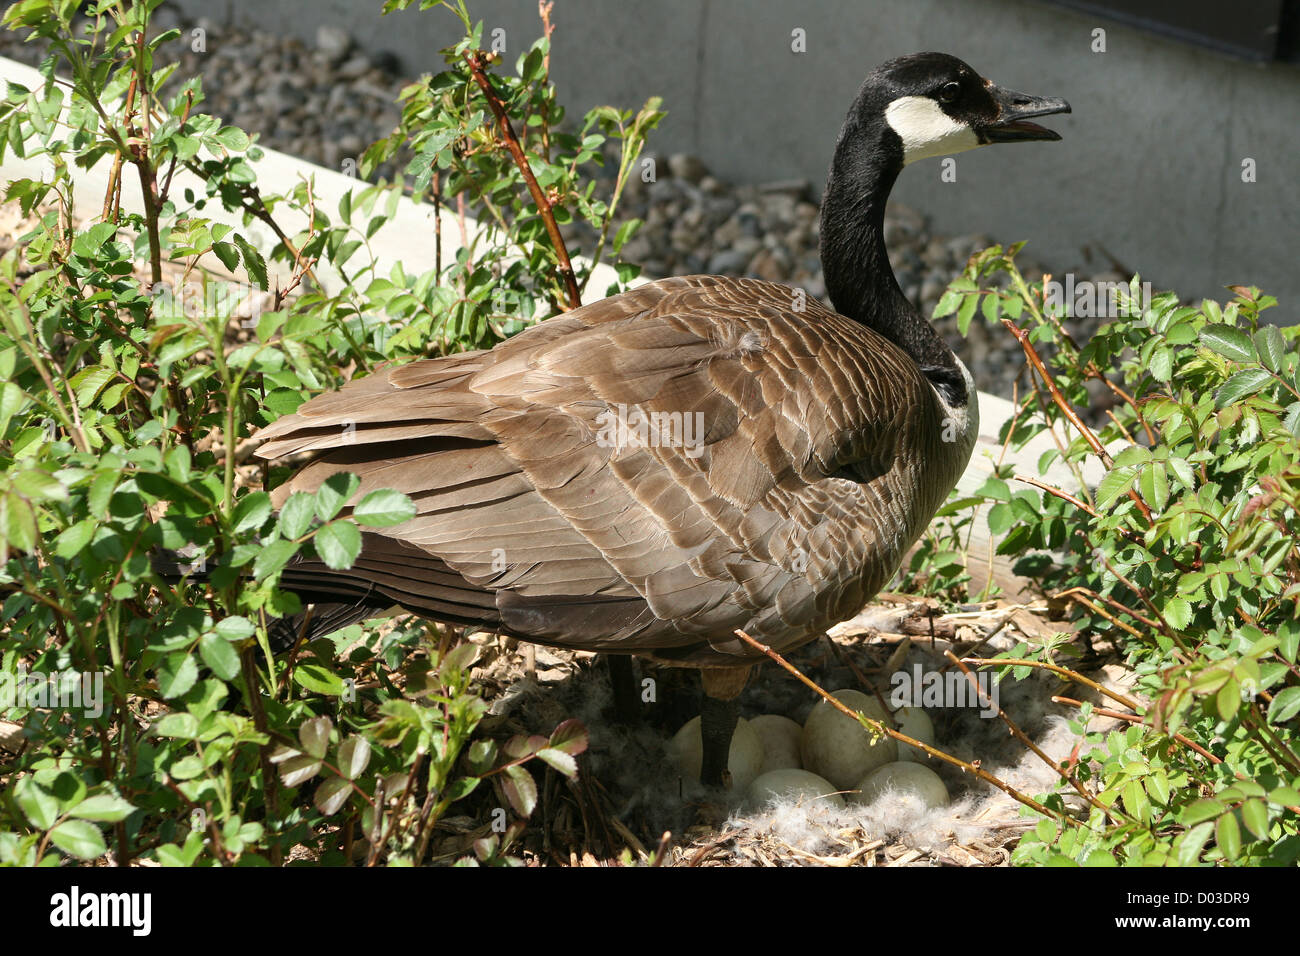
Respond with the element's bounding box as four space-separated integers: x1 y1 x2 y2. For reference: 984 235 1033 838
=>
0 3 1129 403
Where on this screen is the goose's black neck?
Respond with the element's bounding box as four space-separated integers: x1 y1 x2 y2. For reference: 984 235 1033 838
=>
819 105 966 404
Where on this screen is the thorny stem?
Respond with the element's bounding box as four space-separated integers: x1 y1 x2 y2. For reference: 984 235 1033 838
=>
158 88 194 205
1050 696 1223 766
101 65 138 222
963 656 1141 710
1058 588 1148 642
945 651 1127 824
537 0 554 158
1014 473 1097 518
432 171 442 277
128 31 162 285
240 647 283 866
463 49 582 310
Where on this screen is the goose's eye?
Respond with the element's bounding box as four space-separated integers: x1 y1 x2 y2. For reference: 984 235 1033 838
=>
938 82 960 104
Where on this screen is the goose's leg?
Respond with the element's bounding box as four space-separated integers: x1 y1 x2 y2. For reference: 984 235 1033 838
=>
606 655 640 724
699 666 752 787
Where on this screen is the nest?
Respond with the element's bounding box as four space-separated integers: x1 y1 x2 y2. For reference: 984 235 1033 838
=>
433 595 1140 867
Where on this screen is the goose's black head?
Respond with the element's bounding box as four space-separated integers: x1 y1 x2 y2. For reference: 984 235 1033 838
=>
820 53 1069 403
850 52 1071 169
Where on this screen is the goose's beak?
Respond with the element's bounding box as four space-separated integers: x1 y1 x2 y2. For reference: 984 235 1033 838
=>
978 85 1071 143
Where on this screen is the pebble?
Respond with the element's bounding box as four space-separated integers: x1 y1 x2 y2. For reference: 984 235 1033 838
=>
315 25 353 66
336 54 372 81
667 153 709 184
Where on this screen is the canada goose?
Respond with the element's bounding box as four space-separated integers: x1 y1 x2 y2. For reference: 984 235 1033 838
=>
250 53 1069 787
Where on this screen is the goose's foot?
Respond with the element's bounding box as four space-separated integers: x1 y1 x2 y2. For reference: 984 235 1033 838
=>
606 655 640 725
698 665 752 788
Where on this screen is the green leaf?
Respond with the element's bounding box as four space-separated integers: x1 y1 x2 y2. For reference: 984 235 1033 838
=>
154 712 200 739
612 217 642 254
231 491 272 534
956 292 979 336
315 520 362 570
1145 771 1171 807
233 234 267 289
214 126 250 151
1138 462 1168 512
277 491 316 539
3 492 41 554
54 517 97 558
547 718 588 755
293 662 347 696
1176 821 1214 866
158 653 199 699
88 469 119 516
215 616 256 641
1199 326 1254 363
1215 811 1241 861
0 381 29 436
278 754 322 788
1268 786 1300 806
1241 799 1270 840
212 241 240 272
199 632 241 680
535 747 578 778
315 471 360 521
70 365 113 407
70 793 136 823
49 820 107 860
1148 347 1173 382
314 776 351 816
264 386 305 416
253 538 298 581
1216 678 1241 720
1253 325 1285 372
1278 621 1299 664
1215 368 1273 409
12 469 66 501
986 502 1015 535
1162 597 1193 631
15 778 58 830
501 764 538 816
1283 403 1300 440
1267 687 1300 725
1191 665 1231 696
298 715 332 759
441 641 480 674
352 488 416 527
1096 465 1140 508
337 736 371 780
933 286 963 319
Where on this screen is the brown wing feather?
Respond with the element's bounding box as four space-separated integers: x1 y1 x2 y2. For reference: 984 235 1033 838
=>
254 275 947 664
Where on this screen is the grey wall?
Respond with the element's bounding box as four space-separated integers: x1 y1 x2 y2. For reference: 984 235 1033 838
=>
182 0 1300 307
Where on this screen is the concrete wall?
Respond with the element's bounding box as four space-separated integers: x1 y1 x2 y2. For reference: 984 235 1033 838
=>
181 0 1300 307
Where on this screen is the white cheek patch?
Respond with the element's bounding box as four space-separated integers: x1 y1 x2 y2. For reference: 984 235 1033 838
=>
884 96 980 165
